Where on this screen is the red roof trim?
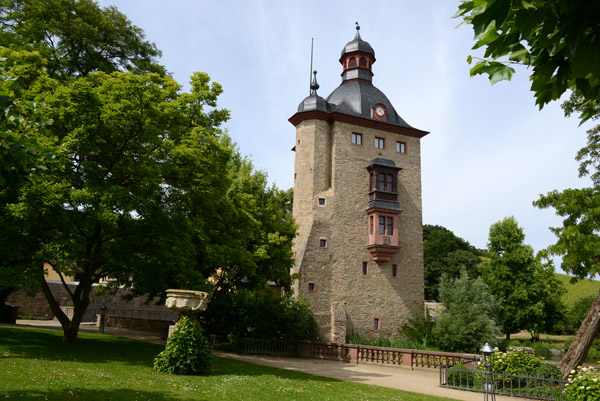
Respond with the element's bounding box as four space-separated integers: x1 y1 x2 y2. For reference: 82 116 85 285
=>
288 111 429 138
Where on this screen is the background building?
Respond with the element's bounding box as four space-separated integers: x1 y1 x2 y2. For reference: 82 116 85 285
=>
289 25 428 342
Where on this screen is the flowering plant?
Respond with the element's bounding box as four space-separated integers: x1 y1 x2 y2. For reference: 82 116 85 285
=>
564 364 600 401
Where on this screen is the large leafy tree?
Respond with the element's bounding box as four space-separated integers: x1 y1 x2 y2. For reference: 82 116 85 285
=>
455 1 598 377
479 217 564 340
432 270 500 353
423 224 485 300
455 0 600 123
0 0 164 78
534 99 600 377
0 0 298 343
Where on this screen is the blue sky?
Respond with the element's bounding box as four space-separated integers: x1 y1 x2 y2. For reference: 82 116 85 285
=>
97 1 592 270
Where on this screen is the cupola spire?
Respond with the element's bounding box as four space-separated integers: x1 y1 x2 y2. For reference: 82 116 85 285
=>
340 23 375 83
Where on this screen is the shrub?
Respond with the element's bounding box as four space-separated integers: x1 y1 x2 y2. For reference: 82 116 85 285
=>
564 365 600 401
154 315 212 375
534 363 561 379
432 271 500 353
398 310 435 349
566 295 595 333
489 348 542 376
533 343 551 359
447 363 476 388
202 290 319 341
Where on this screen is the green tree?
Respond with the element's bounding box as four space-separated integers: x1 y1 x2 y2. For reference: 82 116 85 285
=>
454 0 600 123
423 224 485 300
0 0 164 78
479 217 554 340
432 270 500 353
567 295 596 334
534 101 600 376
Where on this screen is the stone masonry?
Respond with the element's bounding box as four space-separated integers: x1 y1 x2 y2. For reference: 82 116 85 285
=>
290 27 427 342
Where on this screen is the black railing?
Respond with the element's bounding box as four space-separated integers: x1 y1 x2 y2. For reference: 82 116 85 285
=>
440 362 568 401
242 338 297 356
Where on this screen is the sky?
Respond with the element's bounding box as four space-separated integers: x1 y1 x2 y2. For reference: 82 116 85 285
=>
96 0 593 272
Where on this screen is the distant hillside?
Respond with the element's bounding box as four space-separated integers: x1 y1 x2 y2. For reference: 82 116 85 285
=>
556 273 600 308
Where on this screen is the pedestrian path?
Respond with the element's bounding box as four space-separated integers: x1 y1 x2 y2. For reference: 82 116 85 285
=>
214 350 519 401
8 320 526 401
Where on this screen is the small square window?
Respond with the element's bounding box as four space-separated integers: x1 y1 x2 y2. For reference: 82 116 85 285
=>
319 239 327 248
308 282 315 291
375 137 385 149
351 132 363 145
396 141 406 154
392 264 398 278
318 198 325 206
373 318 380 331
362 261 369 276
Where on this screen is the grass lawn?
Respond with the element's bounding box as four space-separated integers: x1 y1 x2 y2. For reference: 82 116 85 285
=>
0 327 458 401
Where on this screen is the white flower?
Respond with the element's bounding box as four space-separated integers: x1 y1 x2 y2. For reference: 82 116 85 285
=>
571 369 577 374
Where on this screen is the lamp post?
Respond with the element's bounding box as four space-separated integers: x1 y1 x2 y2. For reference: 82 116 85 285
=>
480 343 496 401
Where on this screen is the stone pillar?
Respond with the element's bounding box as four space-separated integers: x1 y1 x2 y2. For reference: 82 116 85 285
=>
330 302 347 344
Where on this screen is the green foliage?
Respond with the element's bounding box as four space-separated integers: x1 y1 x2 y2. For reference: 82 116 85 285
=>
490 348 543 376
423 224 485 300
447 363 475 387
533 92 600 375
202 290 319 341
154 315 212 375
0 38 297 343
0 0 164 78
568 295 597 334
398 310 436 349
432 270 500 353
564 365 600 401
555 274 600 309
455 0 600 124
480 217 566 338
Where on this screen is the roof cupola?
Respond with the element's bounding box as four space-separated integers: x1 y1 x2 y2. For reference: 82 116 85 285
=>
340 22 376 84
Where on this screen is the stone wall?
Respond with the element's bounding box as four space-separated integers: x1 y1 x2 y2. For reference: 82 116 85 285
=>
7 281 177 323
293 119 424 342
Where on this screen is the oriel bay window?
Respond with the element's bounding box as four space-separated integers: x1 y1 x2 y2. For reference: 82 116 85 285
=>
366 156 401 263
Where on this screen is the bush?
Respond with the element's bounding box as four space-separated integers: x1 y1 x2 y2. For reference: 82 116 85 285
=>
564 365 600 401
398 310 435 349
432 271 500 353
489 348 542 376
534 363 561 379
447 363 476 388
533 343 551 359
567 295 595 333
202 290 319 341
154 315 212 375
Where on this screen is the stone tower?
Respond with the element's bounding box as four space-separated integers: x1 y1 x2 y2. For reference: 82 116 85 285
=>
289 25 428 343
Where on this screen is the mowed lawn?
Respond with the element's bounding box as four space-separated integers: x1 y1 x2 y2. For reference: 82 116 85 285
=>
0 327 457 401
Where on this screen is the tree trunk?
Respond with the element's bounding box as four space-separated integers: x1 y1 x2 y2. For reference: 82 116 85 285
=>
558 290 600 379
39 267 92 344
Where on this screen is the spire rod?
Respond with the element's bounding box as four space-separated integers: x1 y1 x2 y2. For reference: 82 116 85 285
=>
355 21 361 39
309 38 314 96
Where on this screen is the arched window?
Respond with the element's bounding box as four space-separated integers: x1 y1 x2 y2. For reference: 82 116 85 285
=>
359 57 367 67
348 57 357 68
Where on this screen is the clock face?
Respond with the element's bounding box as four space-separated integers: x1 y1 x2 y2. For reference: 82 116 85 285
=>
375 106 385 117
